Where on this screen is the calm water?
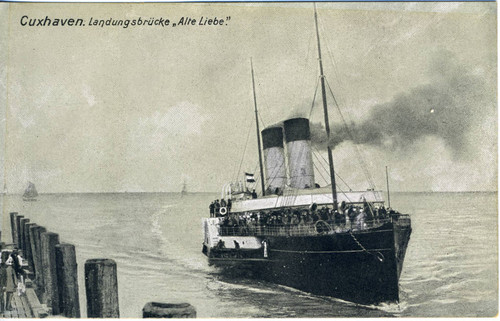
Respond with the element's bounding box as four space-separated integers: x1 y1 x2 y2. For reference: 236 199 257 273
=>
0 192 497 317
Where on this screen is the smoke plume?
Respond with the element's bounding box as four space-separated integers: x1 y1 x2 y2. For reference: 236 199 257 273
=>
310 50 493 159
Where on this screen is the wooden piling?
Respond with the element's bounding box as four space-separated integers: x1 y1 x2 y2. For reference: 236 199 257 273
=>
55 243 80 318
20 218 30 255
10 212 19 245
85 259 120 318
142 302 197 318
40 232 60 314
33 226 47 297
28 224 39 277
24 222 36 272
15 215 24 249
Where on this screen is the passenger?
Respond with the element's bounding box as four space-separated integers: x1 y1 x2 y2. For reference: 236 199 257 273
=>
227 198 232 211
216 239 225 249
379 205 387 219
0 260 6 312
209 202 215 217
320 207 329 221
214 200 221 217
7 251 24 286
4 259 14 310
327 208 334 222
366 206 374 225
251 189 258 199
220 198 227 208
333 210 340 225
247 217 256 235
310 209 317 222
356 209 366 230
347 206 356 229
340 201 346 213
339 210 346 225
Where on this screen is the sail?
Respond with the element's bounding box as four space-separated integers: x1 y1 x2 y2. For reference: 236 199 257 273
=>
23 182 38 198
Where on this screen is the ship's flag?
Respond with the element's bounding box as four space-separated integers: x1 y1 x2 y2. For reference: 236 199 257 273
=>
245 172 255 183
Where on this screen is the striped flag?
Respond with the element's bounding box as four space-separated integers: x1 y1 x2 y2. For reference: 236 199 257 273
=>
245 172 255 183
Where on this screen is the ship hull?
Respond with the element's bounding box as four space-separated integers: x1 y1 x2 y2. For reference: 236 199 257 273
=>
204 218 411 305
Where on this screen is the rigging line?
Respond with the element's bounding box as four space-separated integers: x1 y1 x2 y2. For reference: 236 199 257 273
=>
324 79 376 189
310 152 353 203
258 113 267 130
335 186 353 203
312 157 328 187
299 28 316 106
285 141 309 207
316 12 375 189
264 160 285 191
311 148 331 178
234 117 255 183
312 145 353 192
308 77 320 119
255 79 272 127
319 26 375 190
318 185 353 203
312 151 334 188
318 15 345 108
312 150 350 194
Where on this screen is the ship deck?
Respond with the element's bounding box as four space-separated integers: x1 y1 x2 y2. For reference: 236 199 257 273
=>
217 217 410 238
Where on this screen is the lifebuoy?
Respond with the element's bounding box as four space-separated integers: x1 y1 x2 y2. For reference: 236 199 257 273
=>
220 207 227 215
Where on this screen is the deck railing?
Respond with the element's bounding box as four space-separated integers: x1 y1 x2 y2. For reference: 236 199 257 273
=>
218 218 395 237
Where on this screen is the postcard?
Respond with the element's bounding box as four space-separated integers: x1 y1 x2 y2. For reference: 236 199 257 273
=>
0 2 497 318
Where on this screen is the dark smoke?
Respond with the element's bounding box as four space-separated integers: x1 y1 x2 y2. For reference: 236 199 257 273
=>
310 50 493 159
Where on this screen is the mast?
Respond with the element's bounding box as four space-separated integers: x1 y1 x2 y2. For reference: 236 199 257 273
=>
314 4 338 209
385 166 391 208
251 58 266 196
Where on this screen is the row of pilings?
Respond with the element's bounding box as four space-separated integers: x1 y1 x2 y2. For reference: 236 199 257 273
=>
9 212 119 318
8 211 196 318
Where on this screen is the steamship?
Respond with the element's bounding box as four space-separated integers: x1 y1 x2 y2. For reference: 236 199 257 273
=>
202 7 411 305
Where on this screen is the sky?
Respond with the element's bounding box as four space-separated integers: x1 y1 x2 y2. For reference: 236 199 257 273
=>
0 2 497 193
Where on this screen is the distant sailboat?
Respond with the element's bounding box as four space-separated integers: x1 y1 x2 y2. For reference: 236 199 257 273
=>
23 182 38 201
181 181 188 197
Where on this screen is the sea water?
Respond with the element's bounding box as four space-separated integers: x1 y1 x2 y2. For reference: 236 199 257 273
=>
0 192 497 317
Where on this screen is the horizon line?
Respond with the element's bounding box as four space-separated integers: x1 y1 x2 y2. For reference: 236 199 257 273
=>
1 190 498 195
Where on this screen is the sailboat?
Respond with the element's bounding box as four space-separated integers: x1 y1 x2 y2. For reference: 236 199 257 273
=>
23 182 38 201
201 6 411 304
181 180 188 197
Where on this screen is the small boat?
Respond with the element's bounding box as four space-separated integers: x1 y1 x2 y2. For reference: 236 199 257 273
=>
23 182 38 201
181 181 188 197
202 5 412 305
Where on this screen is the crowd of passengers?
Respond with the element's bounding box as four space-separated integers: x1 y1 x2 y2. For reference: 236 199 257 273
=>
209 199 397 234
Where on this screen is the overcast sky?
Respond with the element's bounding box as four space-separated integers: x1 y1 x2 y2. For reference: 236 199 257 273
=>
0 2 497 193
